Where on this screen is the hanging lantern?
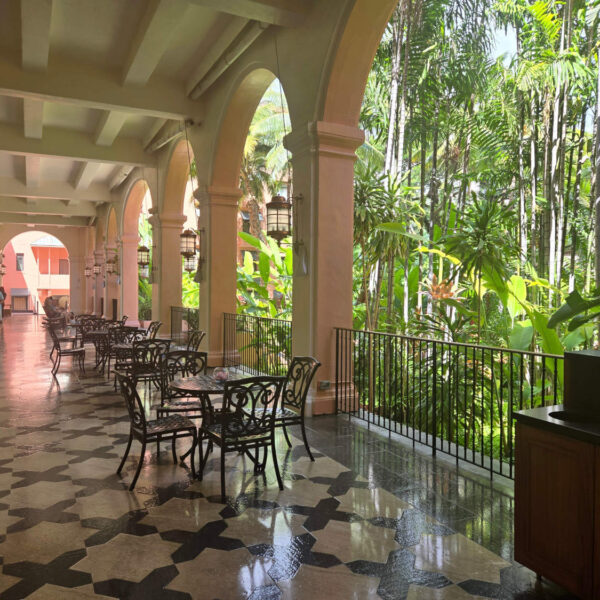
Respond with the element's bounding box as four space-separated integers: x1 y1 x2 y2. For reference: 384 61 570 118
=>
179 229 197 257
137 245 150 266
84 266 91 278
105 260 114 274
0 264 6 276
183 254 198 273
266 195 292 243
92 264 101 276
139 264 150 279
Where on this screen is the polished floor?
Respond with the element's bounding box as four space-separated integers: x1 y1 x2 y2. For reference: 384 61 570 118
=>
0 315 576 599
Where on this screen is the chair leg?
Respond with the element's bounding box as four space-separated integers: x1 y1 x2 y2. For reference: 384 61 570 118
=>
190 430 197 479
199 437 210 482
117 433 133 474
52 352 61 376
271 439 284 490
171 435 177 464
130 441 146 491
300 419 315 461
281 421 292 447
220 446 226 502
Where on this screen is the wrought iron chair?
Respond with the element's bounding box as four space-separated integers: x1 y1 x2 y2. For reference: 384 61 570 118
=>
116 373 198 490
155 351 208 418
146 321 162 339
120 315 128 326
128 339 171 390
45 318 77 360
199 376 286 502
277 356 321 461
186 330 206 352
46 326 86 377
112 329 146 389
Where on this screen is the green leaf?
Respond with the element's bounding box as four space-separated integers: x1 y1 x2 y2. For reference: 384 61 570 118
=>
238 231 262 250
531 310 563 356
243 251 254 275
259 253 270 284
509 320 533 351
378 225 428 243
506 275 527 319
548 290 600 329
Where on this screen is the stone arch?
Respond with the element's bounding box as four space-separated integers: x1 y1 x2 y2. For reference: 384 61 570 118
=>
105 206 120 320
121 178 151 323
320 0 397 126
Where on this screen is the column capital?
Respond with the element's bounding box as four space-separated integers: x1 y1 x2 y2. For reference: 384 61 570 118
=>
121 233 139 245
284 121 364 160
205 186 242 208
154 212 187 230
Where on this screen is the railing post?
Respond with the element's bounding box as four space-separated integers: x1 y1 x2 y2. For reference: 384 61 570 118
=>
432 341 437 457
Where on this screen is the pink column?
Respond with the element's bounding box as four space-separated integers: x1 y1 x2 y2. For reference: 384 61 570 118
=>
104 245 120 320
93 250 105 316
121 233 139 322
286 121 364 415
150 212 186 334
68 255 84 314
197 186 240 366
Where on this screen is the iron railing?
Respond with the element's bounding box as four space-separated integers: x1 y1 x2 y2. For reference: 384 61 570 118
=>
223 313 291 376
170 306 199 339
335 327 563 479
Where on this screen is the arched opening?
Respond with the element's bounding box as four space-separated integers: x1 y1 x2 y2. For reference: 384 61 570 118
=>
1 231 70 316
122 179 152 324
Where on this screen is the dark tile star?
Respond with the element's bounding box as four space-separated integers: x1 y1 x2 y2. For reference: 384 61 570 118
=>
286 496 361 531
248 532 341 582
0 549 91 600
94 565 190 600
61 425 108 439
310 469 370 495
81 509 157 546
7 499 79 533
370 508 454 547
67 446 119 464
161 519 244 563
11 464 71 489
248 584 282 600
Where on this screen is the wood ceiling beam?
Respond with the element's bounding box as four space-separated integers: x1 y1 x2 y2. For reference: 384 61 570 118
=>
0 177 111 203
0 197 97 218
188 0 308 26
0 213 90 227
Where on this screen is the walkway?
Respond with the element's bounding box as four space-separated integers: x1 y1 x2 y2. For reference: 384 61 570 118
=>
0 316 573 599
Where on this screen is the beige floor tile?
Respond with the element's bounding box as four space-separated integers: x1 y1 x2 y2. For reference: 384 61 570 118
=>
26 584 113 599
0 521 94 564
278 564 380 600
312 519 399 564
224 507 306 546
413 534 511 585
73 533 180 582
5 479 84 509
70 488 145 519
9 451 71 472
139 497 225 531
167 548 274 598
260 478 332 507
0 574 20 594
289 456 350 479
336 486 411 519
66 457 118 479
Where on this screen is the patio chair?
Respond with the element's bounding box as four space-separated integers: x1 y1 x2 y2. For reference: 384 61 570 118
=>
199 375 286 502
116 373 197 491
126 339 171 391
46 326 86 377
111 329 146 389
155 351 208 417
186 330 206 352
146 321 162 339
277 356 321 461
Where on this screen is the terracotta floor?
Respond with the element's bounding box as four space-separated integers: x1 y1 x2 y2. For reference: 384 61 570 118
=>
0 315 576 599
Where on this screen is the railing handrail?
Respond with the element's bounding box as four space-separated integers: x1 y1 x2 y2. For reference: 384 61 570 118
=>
334 326 563 360
224 312 292 326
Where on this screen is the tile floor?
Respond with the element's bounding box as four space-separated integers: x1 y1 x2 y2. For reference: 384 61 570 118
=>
0 315 577 599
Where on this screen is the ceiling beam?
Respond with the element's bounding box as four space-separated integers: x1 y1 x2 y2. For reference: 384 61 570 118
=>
23 98 44 139
0 177 111 203
107 166 134 190
20 0 53 70
188 0 308 26
73 163 100 190
0 56 200 120
95 111 128 147
190 21 268 99
123 0 190 86
0 213 90 227
0 122 155 167
185 17 248 97
24 156 41 187
0 197 97 218
142 118 168 149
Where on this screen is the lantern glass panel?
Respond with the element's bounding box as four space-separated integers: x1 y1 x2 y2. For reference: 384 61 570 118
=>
180 230 196 257
137 246 150 266
93 264 101 275
183 255 198 273
139 264 150 278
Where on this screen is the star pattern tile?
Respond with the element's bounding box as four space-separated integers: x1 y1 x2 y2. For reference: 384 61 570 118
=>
0 317 578 599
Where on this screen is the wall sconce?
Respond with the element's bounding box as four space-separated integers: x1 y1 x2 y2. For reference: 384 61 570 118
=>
183 254 198 273
266 195 292 243
180 229 197 257
137 245 150 279
84 266 91 278
92 264 101 276
0 264 6 276
105 255 119 276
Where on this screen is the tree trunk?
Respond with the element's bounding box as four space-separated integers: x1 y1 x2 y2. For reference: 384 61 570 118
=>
384 8 402 173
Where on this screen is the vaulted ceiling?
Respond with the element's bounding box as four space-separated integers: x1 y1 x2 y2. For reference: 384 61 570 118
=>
0 0 307 228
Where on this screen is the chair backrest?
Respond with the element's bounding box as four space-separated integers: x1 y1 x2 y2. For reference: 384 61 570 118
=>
108 326 128 346
161 350 207 398
282 356 321 412
222 376 285 439
132 339 170 371
116 373 147 437
146 321 162 339
45 325 61 349
186 330 206 352
120 315 128 326
125 329 146 344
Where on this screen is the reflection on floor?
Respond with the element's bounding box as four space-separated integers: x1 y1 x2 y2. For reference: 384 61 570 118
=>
0 315 576 599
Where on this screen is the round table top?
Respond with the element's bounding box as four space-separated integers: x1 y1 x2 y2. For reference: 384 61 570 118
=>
112 343 133 351
169 374 229 395
87 330 109 336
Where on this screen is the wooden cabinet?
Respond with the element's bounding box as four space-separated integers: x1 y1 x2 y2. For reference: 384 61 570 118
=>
515 422 596 598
